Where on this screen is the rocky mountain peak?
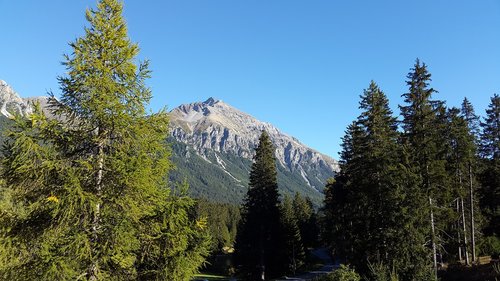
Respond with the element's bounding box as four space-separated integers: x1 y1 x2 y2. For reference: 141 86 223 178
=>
169 98 339 191
203 97 220 106
0 80 33 118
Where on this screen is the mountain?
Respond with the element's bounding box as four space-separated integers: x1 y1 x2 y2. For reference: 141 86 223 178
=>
0 80 338 205
0 80 33 118
168 97 338 204
0 80 50 118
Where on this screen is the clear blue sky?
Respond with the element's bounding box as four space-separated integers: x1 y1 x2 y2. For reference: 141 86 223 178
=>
1 0 499 158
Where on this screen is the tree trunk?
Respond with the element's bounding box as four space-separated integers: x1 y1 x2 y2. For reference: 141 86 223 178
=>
89 139 104 281
459 172 470 265
456 199 462 262
259 225 265 281
461 197 470 265
469 163 476 263
430 197 438 279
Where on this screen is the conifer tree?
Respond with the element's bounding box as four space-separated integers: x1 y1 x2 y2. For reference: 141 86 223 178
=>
235 131 285 280
355 81 401 266
281 194 305 275
326 121 365 263
293 193 318 249
445 107 475 264
0 1 209 280
322 81 432 278
399 60 453 279
460 97 480 263
479 94 500 237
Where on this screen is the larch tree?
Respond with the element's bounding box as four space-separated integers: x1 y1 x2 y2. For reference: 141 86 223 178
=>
0 0 209 280
235 131 285 280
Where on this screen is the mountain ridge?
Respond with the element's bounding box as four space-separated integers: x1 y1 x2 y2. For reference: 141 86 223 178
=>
169 97 339 192
0 80 338 204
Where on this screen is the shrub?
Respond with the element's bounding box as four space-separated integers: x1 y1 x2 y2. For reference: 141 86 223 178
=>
479 236 500 258
314 264 361 281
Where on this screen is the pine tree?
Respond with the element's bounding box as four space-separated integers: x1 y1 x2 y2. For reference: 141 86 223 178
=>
281 194 305 275
479 94 500 237
235 131 285 280
0 1 209 280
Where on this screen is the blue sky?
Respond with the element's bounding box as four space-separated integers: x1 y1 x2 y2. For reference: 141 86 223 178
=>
1 0 499 158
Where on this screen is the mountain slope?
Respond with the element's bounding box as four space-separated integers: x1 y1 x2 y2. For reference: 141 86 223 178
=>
168 98 338 204
0 80 338 205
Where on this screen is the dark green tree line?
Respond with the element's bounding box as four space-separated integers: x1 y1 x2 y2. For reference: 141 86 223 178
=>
321 60 499 280
479 94 500 244
322 81 432 279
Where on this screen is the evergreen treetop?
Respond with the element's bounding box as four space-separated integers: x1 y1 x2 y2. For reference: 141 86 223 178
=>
235 130 285 280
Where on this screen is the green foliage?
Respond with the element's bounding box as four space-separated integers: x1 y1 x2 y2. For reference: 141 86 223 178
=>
321 80 431 278
367 262 400 281
136 182 211 281
478 235 500 257
280 194 305 275
316 265 360 281
479 94 500 237
321 61 500 280
293 192 319 248
193 198 241 252
479 94 500 160
400 60 456 279
0 0 209 280
0 115 14 145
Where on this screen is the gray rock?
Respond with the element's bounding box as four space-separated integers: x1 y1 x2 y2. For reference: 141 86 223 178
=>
0 80 49 118
169 98 339 191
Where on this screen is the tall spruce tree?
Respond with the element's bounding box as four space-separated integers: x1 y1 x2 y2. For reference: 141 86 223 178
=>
399 59 454 279
0 1 209 280
235 131 285 280
479 94 500 237
460 97 480 262
355 81 401 266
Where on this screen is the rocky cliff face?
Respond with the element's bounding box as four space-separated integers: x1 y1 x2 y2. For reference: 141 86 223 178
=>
0 80 49 118
0 80 33 118
169 97 339 191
